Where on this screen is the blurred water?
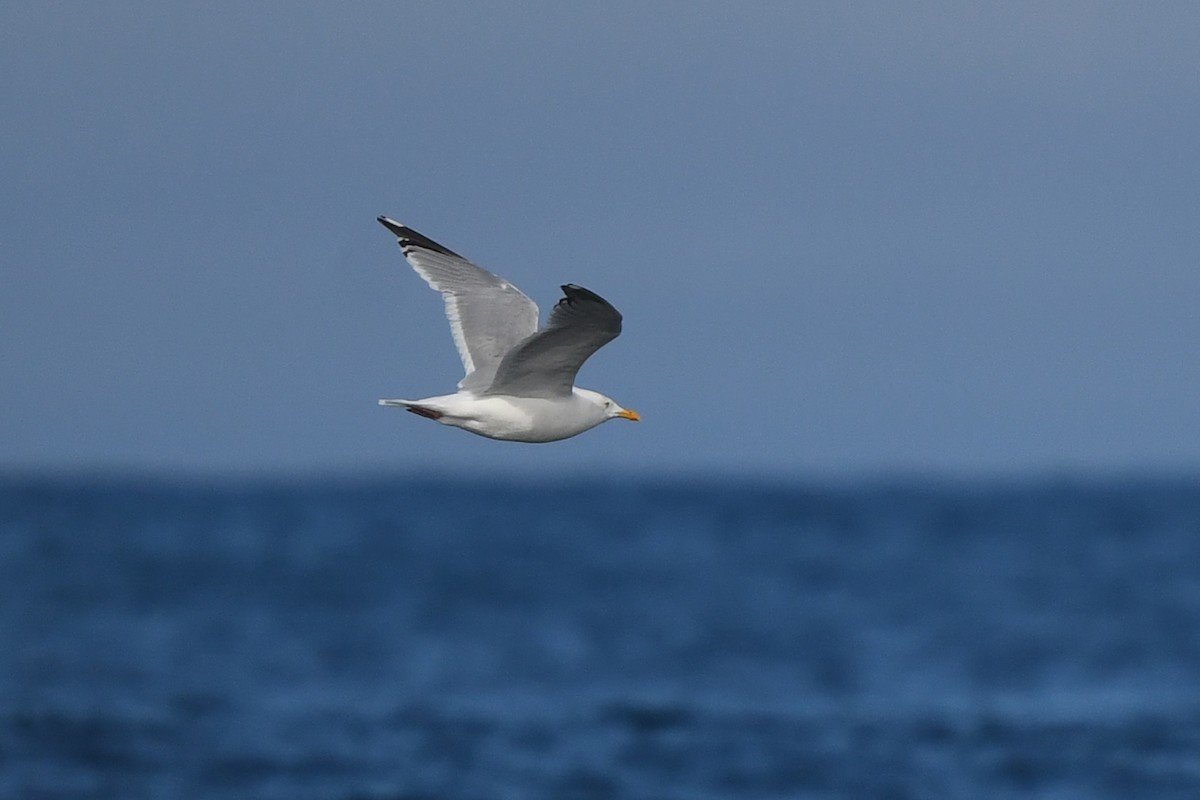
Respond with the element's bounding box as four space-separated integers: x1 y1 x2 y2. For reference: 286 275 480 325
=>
2 476 1199 799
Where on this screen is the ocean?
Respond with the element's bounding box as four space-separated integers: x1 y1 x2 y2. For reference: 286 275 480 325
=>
2 475 1199 799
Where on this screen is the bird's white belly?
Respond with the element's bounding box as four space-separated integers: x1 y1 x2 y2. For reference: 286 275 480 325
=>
435 393 604 443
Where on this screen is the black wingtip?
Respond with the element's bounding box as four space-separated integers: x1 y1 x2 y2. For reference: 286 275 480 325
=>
554 284 623 330
560 284 612 306
377 216 463 258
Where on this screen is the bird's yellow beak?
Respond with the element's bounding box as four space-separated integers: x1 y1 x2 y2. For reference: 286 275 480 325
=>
617 409 640 421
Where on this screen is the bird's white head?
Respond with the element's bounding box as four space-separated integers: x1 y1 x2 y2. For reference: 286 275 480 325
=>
577 388 640 423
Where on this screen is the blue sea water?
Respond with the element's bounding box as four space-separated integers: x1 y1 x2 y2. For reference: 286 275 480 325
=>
2 475 1200 799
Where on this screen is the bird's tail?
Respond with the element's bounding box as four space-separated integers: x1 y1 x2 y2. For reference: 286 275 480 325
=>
379 399 443 420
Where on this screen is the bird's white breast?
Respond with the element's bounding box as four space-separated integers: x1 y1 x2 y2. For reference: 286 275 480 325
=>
436 391 606 443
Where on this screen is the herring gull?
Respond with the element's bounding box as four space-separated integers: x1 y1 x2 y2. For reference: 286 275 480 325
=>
376 216 639 442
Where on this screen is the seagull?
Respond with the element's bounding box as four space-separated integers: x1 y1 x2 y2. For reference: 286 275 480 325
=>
376 216 639 442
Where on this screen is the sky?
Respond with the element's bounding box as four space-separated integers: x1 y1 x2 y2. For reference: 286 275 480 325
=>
2 3 1199 479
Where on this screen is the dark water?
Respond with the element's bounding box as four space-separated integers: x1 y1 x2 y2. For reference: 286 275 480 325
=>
2 475 1200 799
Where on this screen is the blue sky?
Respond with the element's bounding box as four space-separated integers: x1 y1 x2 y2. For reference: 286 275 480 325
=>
3 3 1198 478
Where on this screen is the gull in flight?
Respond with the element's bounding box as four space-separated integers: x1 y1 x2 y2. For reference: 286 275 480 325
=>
377 216 639 442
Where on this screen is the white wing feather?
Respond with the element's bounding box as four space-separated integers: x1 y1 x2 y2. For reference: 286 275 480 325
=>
378 217 539 391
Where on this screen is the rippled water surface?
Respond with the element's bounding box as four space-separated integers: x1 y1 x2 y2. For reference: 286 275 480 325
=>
2 476 1199 798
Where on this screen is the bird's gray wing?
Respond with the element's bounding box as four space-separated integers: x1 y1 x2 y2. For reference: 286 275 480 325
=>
378 216 539 391
486 284 623 398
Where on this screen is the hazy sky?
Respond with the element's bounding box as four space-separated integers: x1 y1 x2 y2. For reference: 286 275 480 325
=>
3 3 1198 478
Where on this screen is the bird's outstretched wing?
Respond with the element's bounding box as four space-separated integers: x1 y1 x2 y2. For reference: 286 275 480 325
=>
378 216 539 391
487 284 623 398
